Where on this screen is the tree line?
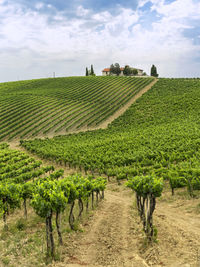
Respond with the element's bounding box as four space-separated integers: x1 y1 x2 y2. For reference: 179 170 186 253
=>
85 63 158 77
86 65 95 76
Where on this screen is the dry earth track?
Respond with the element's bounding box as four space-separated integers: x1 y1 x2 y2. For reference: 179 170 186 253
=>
52 183 150 267
49 183 200 267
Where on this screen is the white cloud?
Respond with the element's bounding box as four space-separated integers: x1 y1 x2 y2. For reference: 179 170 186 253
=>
138 0 150 7
0 0 200 82
35 2 44 10
151 0 200 19
76 5 90 17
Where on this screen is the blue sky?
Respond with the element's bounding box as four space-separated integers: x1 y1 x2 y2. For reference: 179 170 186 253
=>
0 0 200 82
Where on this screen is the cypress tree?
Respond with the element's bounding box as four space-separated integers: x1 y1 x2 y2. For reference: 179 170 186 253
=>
150 65 159 77
154 65 158 77
86 67 89 76
110 64 115 75
91 65 94 75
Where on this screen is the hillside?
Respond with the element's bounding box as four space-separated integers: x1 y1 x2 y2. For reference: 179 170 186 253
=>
21 78 200 181
0 76 154 141
1 78 200 266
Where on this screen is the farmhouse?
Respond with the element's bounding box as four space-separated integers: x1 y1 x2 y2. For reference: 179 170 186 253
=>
102 66 144 76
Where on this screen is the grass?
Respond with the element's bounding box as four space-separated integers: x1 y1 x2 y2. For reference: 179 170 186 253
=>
0 194 102 266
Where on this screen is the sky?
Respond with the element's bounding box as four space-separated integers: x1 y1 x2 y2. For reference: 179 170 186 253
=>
0 0 200 82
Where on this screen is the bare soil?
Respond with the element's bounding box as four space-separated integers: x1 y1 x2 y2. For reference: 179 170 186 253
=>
50 182 200 267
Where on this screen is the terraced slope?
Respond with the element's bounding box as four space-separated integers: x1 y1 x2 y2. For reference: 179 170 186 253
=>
0 76 154 141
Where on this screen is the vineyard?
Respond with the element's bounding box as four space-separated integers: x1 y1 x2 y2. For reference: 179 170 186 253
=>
0 143 107 264
0 76 153 140
1 77 200 266
21 78 200 197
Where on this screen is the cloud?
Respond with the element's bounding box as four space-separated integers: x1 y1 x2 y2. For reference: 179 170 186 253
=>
0 0 200 82
35 2 44 10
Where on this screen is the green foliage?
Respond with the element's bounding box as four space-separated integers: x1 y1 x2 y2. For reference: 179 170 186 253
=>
0 76 153 140
29 173 106 257
110 63 121 76
1 144 107 261
21 78 200 198
127 175 163 241
132 69 138 75
0 144 67 225
0 183 21 213
126 175 163 197
60 178 78 203
170 176 186 194
20 181 34 202
150 64 158 77
166 167 200 196
123 66 138 76
59 174 106 202
123 65 132 76
90 65 94 76
90 176 107 193
86 65 95 76
31 180 67 218
0 182 21 229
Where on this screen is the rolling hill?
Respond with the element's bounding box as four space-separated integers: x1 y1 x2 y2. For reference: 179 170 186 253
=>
21 78 200 181
0 76 154 141
1 78 200 266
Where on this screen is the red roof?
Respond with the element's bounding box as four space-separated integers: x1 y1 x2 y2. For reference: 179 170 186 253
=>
102 67 124 72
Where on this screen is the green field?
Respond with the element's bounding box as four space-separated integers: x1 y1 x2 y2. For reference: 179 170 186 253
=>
0 76 153 140
21 78 200 193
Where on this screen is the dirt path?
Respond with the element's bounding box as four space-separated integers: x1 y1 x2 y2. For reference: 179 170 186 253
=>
50 183 200 267
4 138 200 267
53 183 149 267
153 195 200 267
99 78 157 129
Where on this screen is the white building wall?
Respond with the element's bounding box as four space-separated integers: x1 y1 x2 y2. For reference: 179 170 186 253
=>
102 68 144 76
